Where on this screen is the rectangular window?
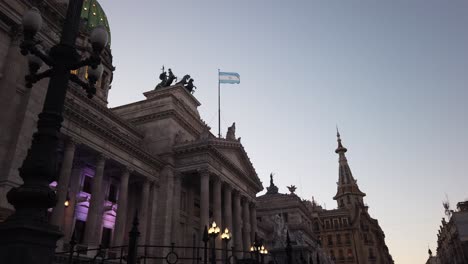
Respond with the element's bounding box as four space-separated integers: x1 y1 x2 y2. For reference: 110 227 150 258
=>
82 176 93 194
108 183 117 203
325 220 331 229
327 235 333 246
333 219 340 229
342 218 349 227
283 213 289 223
337 234 342 244
345 233 351 244
74 220 86 243
101 227 112 248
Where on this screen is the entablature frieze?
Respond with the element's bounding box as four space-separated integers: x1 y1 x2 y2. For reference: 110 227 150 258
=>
63 96 164 172
174 142 262 193
67 86 143 139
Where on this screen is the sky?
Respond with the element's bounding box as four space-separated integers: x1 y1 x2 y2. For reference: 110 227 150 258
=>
98 1 468 263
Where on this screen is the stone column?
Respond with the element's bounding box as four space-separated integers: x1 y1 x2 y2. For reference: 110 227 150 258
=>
250 202 257 241
50 139 76 227
148 182 160 245
223 185 232 234
233 192 243 257
242 198 251 253
83 154 106 246
153 165 174 246
212 177 222 260
171 173 182 244
62 160 84 242
139 179 151 245
112 167 130 246
199 169 210 235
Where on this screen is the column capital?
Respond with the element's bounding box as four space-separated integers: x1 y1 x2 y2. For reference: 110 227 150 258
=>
72 158 85 168
124 165 136 174
174 171 183 182
211 174 221 184
96 153 108 162
152 181 160 188
223 183 233 191
63 138 77 150
197 167 211 176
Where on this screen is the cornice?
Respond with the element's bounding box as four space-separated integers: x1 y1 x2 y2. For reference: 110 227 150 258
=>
63 97 164 170
128 109 202 138
173 140 262 191
68 86 143 138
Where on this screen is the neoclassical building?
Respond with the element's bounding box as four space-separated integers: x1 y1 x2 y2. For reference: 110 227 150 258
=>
256 176 333 264
0 0 262 258
311 132 394 264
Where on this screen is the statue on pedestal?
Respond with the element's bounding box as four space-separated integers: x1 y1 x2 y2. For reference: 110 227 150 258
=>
176 74 191 85
155 65 167 90
226 122 236 140
165 68 177 87
185 78 196 94
266 173 279 195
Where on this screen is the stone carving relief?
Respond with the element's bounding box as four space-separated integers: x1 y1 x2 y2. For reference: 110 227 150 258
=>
199 125 211 140
173 130 185 145
271 214 287 247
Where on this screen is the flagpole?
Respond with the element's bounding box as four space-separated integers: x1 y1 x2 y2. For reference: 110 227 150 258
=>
218 69 221 138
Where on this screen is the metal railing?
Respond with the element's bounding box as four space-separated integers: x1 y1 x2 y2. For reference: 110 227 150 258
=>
54 215 282 264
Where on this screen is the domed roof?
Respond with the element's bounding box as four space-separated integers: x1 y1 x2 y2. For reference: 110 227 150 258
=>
80 0 111 45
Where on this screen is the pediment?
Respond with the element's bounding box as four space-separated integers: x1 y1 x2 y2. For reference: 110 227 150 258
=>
216 146 252 175
173 138 262 191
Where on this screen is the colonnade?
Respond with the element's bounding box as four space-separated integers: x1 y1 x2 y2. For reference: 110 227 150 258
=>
197 169 257 257
50 138 159 250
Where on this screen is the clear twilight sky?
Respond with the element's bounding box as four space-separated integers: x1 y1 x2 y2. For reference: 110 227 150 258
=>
99 1 468 263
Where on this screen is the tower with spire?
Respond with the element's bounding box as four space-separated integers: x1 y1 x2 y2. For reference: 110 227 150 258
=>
333 129 366 209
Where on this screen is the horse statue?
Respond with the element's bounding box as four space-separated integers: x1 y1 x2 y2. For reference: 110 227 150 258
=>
176 74 191 86
154 68 168 90
185 78 196 94
164 68 177 87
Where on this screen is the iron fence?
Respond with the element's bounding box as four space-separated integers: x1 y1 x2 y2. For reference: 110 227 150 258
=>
54 215 284 264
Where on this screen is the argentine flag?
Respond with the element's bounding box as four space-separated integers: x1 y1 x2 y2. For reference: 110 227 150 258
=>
219 71 240 84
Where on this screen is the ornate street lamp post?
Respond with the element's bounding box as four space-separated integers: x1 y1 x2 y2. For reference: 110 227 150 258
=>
0 1 108 263
250 234 268 264
221 228 231 264
208 221 221 264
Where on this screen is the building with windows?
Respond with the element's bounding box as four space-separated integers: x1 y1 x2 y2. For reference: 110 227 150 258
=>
0 0 263 259
311 132 394 264
256 176 333 264
430 201 468 264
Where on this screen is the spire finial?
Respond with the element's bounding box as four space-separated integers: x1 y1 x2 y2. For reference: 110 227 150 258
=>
335 127 347 154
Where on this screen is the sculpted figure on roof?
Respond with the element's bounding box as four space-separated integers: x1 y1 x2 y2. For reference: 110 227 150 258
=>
226 122 236 140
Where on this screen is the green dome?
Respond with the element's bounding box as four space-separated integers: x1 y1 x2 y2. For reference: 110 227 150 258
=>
80 0 111 45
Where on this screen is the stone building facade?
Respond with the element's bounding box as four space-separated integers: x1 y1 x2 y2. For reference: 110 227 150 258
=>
256 177 333 264
0 0 262 258
311 132 394 264
429 201 468 264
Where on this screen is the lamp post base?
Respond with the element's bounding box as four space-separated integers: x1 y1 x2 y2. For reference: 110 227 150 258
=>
0 219 62 264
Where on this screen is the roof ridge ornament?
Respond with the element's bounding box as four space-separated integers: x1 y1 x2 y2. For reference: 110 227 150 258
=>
266 173 279 195
335 126 347 154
